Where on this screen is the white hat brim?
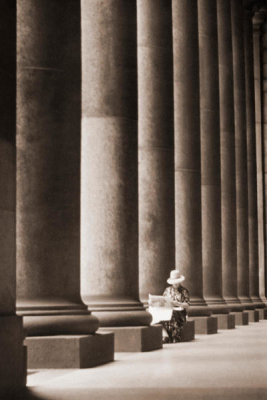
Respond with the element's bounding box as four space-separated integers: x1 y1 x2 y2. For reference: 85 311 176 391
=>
167 275 185 285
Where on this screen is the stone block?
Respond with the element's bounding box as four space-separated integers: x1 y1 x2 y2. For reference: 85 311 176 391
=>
216 313 235 329
247 309 259 323
231 311 249 325
256 308 265 320
25 332 114 369
100 325 162 352
188 316 217 334
0 316 26 391
180 319 195 342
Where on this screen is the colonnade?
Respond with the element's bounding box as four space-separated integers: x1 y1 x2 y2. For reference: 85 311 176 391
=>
1 0 267 392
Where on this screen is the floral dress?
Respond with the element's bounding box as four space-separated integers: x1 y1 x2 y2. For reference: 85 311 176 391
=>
161 285 190 343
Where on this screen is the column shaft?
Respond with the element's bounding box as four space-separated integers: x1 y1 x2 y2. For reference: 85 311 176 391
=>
172 0 209 317
217 0 242 311
199 0 227 313
0 0 26 390
253 13 267 304
231 0 253 308
17 0 98 334
138 0 175 302
81 0 151 327
244 10 264 308
262 20 267 300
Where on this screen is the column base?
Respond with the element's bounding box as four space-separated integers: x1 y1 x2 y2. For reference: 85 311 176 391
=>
22 314 99 336
100 325 162 352
188 316 217 334
260 297 267 306
247 309 259 322
25 332 114 368
205 298 230 314
225 302 244 312
251 297 265 308
188 304 211 317
230 311 249 325
0 316 26 391
239 297 255 310
216 313 235 329
180 320 195 342
92 309 152 327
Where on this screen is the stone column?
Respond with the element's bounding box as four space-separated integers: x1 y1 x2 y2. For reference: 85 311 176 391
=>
80 0 162 352
244 9 264 312
231 0 255 314
262 17 267 304
198 0 233 330
17 0 113 368
172 0 217 334
253 12 267 312
138 0 175 303
217 0 247 324
0 0 26 393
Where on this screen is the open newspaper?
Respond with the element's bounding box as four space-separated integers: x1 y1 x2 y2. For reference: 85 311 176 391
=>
148 294 173 324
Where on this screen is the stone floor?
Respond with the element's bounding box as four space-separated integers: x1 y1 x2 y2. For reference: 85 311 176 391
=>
19 320 267 400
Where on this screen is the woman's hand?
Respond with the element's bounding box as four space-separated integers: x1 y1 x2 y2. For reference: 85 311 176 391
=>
172 301 189 308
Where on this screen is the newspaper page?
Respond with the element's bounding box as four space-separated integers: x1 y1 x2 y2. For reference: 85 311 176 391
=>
148 294 173 324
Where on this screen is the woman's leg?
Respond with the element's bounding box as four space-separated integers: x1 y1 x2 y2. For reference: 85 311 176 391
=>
160 321 173 343
171 311 185 342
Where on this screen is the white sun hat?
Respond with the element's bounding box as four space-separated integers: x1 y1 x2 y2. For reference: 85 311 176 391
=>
167 269 185 285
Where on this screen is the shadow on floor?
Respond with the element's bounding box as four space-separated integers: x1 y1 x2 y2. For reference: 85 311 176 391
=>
7 386 267 400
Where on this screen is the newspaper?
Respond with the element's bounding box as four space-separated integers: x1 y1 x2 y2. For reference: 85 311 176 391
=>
148 294 173 324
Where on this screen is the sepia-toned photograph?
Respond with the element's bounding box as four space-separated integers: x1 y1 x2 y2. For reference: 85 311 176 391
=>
0 0 267 399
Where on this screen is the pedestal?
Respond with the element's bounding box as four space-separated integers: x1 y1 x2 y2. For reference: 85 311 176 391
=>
100 325 162 352
216 313 235 329
25 332 114 368
230 311 249 325
180 320 195 342
256 308 265 320
188 316 217 334
0 316 26 390
247 309 259 322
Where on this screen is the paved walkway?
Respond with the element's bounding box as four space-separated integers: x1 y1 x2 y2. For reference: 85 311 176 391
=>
23 320 267 400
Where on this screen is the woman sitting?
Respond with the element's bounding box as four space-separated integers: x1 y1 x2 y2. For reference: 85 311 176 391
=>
161 269 190 343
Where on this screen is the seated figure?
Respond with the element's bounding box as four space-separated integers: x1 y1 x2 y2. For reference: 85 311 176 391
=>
160 269 190 343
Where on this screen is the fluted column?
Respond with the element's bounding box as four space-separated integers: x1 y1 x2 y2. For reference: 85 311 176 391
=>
253 12 266 306
16 2 114 369
198 0 228 315
0 0 26 391
217 0 243 312
138 0 175 303
231 0 253 308
80 0 152 330
244 10 264 309
172 0 210 318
